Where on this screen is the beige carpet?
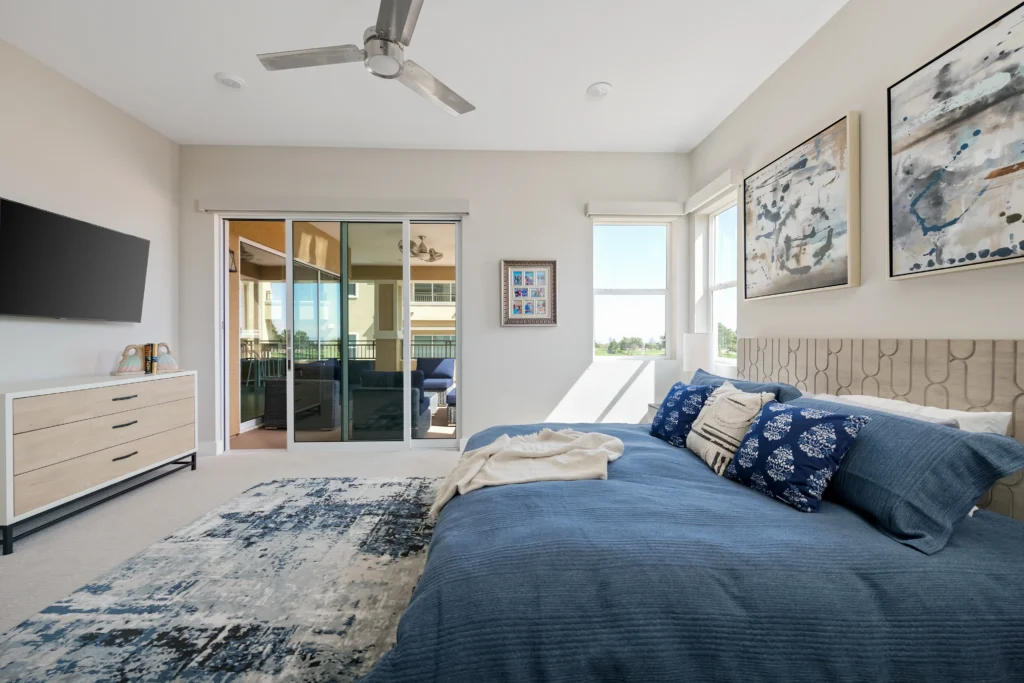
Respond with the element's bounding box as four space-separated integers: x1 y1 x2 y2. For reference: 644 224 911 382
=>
0 447 460 635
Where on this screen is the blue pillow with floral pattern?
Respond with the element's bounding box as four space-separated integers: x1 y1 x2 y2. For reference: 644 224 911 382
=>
650 383 714 448
725 402 870 512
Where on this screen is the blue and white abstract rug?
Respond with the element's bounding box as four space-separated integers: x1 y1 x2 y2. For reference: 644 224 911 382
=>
0 477 438 682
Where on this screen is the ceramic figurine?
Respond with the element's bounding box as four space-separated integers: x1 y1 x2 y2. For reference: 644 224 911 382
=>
112 345 146 375
154 342 181 373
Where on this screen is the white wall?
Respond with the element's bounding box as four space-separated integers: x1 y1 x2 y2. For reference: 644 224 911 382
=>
178 147 689 447
689 0 1024 341
0 38 180 379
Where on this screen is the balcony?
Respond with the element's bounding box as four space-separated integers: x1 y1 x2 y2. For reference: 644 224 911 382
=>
240 338 455 362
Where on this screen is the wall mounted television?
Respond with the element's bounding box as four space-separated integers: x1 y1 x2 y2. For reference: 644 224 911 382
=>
0 198 150 323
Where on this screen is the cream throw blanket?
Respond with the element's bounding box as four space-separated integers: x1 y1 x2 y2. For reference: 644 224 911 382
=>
431 428 625 518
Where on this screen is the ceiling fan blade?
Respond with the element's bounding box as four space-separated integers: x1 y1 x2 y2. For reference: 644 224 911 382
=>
258 45 364 71
397 60 475 116
376 0 424 46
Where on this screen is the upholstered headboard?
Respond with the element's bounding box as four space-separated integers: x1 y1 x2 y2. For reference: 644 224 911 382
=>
737 338 1024 521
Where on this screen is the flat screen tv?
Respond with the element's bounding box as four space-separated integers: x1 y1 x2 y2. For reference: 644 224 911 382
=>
0 198 150 323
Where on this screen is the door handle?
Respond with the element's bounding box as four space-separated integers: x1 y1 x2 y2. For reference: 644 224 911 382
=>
112 394 138 402
112 451 138 462
112 420 138 429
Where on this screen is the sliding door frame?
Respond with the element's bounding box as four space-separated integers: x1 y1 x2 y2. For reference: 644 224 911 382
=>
220 213 461 454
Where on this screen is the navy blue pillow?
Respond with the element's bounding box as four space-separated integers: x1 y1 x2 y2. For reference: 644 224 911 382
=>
690 368 802 402
650 383 714 448
725 402 869 512
792 397 1024 554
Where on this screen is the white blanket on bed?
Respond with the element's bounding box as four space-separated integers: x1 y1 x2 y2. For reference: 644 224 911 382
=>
431 428 625 518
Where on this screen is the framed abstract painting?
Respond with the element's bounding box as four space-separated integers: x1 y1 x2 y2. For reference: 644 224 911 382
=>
889 2 1024 279
500 260 556 326
743 114 861 300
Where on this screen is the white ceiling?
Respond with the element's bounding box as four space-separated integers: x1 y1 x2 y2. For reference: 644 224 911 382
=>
0 0 847 152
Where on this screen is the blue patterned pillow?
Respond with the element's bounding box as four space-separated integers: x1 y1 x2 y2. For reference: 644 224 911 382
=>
650 383 714 448
725 402 870 512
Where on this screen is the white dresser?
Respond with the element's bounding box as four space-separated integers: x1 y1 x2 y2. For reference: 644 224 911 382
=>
0 371 197 554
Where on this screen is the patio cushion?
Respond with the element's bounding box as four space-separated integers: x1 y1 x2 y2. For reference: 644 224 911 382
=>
417 357 455 380
424 377 454 392
446 387 456 406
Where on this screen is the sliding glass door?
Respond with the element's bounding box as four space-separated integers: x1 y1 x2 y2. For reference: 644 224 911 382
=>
226 216 459 452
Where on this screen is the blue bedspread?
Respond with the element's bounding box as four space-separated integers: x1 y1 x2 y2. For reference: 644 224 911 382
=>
364 424 1024 683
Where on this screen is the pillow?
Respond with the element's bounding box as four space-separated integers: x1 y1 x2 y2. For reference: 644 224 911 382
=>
811 393 1008 434
690 368 803 402
792 396 1024 554
725 402 869 512
650 382 714 447
686 382 774 475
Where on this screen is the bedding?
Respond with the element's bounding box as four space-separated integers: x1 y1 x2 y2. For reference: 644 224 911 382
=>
797 396 1024 554
365 423 1024 683
690 368 803 402
811 393 1010 434
649 382 712 447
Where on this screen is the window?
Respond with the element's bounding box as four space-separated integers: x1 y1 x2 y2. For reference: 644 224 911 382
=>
593 224 668 357
710 205 738 362
348 282 358 298
413 282 456 303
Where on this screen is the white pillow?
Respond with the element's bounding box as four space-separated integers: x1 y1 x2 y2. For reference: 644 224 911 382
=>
811 394 1011 435
687 382 774 475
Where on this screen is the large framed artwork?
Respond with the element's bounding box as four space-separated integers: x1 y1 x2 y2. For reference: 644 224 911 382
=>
889 3 1024 279
500 260 556 326
743 113 861 300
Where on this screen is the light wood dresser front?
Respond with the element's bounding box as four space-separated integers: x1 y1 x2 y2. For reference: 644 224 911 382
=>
1 372 198 553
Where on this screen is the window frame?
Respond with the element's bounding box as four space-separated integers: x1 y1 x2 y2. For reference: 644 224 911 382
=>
708 204 738 365
348 282 358 299
592 221 671 360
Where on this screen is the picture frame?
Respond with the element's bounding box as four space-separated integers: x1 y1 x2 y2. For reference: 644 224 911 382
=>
887 2 1024 280
501 260 557 326
743 113 861 300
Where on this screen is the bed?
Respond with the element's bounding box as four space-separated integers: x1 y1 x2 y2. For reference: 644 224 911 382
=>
364 338 1024 682
365 421 1024 682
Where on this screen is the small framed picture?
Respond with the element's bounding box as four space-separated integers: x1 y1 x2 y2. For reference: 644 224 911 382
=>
501 260 557 326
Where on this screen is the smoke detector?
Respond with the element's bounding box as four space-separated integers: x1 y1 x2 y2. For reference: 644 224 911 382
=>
214 72 247 90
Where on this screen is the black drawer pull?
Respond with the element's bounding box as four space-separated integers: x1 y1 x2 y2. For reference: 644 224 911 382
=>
112 420 138 429
112 394 138 402
112 451 138 462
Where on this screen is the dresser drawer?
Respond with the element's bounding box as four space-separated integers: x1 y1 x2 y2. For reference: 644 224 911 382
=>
13 398 194 475
12 375 194 434
14 424 195 516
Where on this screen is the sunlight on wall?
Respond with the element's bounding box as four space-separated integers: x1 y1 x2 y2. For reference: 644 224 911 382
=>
547 360 682 424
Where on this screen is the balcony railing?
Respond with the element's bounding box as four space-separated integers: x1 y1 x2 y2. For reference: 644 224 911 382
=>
413 291 456 303
241 338 455 363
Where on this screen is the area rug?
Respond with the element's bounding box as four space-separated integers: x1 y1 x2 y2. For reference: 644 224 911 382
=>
0 477 439 682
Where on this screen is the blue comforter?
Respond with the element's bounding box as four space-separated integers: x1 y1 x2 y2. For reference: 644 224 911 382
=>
365 424 1024 683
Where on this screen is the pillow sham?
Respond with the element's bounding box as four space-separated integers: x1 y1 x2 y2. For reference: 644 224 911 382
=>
811 393 1008 434
650 382 714 447
725 402 869 512
690 368 803 402
792 396 1024 554
687 382 774 475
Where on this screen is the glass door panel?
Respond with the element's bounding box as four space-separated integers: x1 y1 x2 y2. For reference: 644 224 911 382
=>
347 222 405 442
409 222 457 440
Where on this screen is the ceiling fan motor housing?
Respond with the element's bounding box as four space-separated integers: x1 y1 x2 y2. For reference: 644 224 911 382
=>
364 36 404 79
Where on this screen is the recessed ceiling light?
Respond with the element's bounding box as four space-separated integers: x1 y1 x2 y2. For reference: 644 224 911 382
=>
586 82 612 98
214 72 247 90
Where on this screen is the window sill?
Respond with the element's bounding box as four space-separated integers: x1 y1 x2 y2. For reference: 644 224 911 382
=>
594 354 669 361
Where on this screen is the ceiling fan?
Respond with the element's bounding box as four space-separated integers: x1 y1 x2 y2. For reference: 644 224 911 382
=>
257 0 475 117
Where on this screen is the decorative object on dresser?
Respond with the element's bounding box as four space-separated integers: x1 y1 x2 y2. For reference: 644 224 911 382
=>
743 113 860 299
112 345 147 376
500 259 557 326
736 337 1024 521
888 3 1024 279
0 371 198 555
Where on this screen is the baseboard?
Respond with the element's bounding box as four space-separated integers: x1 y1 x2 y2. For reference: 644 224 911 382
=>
199 440 222 457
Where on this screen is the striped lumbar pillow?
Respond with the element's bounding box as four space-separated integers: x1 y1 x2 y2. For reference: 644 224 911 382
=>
686 382 774 475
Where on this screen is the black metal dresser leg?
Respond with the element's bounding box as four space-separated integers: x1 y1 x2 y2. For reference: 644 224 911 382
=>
191 452 197 471
1 525 12 556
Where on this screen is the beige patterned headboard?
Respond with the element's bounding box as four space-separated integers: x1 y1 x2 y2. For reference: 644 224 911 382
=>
737 338 1024 521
